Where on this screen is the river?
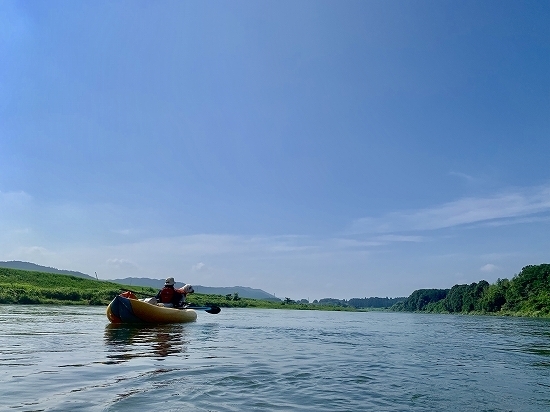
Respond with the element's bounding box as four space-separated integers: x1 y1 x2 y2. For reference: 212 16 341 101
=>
1 305 549 411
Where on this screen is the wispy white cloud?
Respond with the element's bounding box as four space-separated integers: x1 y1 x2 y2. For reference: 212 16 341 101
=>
478 214 550 227
348 185 550 234
449 171 475 182
111 229 132 235
0 190 32 208
2 245 70 269
1 185 546 299
192 262 205 271
106 258 140 271
375 234 424 243
11 246 51 258
480 263 497 273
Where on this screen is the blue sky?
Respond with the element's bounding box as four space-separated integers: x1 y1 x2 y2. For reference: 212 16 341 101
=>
1 1 549 300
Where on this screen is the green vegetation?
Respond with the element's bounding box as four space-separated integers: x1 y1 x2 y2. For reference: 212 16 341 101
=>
392 264 550 317
3 264 548 317
0 267 157 305
391 289 449 312
347 296 406 309
0 267 357 311
186 292 359 311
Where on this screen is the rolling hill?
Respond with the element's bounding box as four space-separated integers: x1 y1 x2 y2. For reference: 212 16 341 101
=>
0 261 95 279
0 261 280 301
111 277 280 301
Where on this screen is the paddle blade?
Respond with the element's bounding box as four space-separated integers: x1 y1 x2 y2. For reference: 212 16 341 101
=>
205 306 221 314
182 304 221 314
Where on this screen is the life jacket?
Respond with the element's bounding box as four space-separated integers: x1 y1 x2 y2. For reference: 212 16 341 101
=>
120 291 137 299
159 286 175 303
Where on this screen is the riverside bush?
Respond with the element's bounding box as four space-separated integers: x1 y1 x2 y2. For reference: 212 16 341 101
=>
392 264 550 317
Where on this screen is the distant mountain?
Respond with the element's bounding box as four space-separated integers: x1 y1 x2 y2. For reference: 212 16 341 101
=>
194 285 280 301
112 277 281 301
1 261 280 301
111 277 174 289
0 261 95 280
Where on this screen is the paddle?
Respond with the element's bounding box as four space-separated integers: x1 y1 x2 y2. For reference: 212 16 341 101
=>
120 289 221 314
182 304 221 315
120 289 151 297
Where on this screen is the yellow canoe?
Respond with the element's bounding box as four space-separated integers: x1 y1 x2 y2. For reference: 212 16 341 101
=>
106 295 197 324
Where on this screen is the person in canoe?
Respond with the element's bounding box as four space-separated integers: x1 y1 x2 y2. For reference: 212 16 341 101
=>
155 277 194 308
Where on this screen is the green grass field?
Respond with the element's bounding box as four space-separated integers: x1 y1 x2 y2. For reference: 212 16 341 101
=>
0 267 356 311
0 267 153 305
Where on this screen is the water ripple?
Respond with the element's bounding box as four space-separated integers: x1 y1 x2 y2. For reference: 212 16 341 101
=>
0 306 549 411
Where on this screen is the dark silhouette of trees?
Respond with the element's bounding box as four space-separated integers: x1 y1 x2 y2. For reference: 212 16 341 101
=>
348 297 406 309
393 289 448 311
392 264 550 316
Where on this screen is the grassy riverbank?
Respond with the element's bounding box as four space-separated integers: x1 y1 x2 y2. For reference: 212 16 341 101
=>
0 267 143 305
4 264 547 317
0 267 357 311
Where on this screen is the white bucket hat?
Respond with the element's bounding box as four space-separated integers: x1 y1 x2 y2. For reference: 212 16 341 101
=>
164 277 175 286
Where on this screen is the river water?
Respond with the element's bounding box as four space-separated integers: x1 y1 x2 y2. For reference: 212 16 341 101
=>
0 305 549 411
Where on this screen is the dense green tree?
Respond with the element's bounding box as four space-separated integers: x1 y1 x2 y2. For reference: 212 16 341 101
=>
456 281 490 312
392 264 550 316
394 289 448 311
480 279 508 312
348 296 406 309
444 284 466 312
318 298 346 306
505 265 550 311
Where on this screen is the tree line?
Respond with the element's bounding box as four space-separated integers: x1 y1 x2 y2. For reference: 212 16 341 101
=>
315 296 406 308
391 264 550 316
3 264 548 316
0 268 362 311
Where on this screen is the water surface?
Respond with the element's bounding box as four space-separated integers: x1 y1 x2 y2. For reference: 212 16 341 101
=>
1 305 549 411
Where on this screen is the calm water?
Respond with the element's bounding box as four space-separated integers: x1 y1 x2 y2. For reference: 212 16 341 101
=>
1 306 549 411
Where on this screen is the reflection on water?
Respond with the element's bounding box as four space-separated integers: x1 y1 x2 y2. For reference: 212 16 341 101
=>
104 323 190 362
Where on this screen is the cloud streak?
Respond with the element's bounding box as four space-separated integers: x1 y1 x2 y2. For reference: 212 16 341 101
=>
1 185 548 299
480 264 497 273
449 171 476 182
349 185 550 234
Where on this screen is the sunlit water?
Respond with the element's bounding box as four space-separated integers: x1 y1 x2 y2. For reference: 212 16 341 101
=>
1 305 549 411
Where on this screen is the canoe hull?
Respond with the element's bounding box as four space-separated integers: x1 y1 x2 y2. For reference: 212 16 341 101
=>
106 295 197 324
